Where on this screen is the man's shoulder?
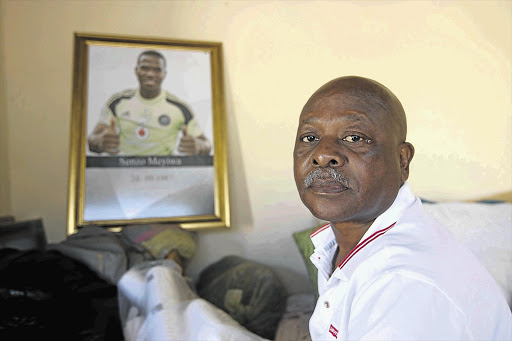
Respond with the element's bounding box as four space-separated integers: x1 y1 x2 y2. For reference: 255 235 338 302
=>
105 89 137 105
162 91 194 118
163 91 190 107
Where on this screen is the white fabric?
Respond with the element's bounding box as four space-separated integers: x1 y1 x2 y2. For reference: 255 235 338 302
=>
422 201 512 307
309 182 512 341
117 259 267 341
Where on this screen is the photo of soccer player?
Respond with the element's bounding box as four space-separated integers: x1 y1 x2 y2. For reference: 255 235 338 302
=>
87 49 212 156
67 34 229 232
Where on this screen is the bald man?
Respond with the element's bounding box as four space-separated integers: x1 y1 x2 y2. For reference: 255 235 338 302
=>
293 76 511 340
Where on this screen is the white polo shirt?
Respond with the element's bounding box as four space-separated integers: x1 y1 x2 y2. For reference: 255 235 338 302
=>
309 182 512 340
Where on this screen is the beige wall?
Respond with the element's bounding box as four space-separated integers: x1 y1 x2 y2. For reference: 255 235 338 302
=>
1 0 510 294
0 0 11 216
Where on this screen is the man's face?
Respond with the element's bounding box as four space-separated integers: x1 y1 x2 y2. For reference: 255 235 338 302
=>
293 91 404 225
135 54 166 93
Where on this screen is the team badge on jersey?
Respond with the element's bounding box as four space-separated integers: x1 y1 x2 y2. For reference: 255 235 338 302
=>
158 114 171 126
135 126 149 140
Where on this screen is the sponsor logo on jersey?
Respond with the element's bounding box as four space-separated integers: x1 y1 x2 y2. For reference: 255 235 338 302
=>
158 114 171 126
135 126 149 140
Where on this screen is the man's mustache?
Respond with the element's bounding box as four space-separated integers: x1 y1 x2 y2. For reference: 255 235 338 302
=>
304 168 349 188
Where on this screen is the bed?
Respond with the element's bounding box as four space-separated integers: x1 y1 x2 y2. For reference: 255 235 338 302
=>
0 192 510 340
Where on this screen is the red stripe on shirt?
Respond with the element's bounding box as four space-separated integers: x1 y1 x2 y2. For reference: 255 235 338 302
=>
310 223 331 238
338 222 396 269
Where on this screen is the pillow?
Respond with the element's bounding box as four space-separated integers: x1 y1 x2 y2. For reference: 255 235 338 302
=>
422 200 512 307
293 227 319 295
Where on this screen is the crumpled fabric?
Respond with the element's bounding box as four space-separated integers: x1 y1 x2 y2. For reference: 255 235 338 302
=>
141 228 197 260
47 226 154 284
117 259 267 341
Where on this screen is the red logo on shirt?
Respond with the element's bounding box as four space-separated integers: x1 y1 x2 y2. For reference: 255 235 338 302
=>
329 324 338 338
135 126 149 140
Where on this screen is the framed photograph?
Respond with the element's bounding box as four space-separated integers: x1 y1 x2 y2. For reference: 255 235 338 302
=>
67 33 230 235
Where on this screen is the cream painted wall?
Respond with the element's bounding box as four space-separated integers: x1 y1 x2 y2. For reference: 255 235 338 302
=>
0 0 11 216
1 0 510 294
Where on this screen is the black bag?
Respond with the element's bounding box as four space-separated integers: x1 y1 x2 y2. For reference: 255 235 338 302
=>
0 248 123 340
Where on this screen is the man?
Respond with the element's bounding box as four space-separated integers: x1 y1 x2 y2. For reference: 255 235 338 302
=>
88 50 211 156
293 76 511 340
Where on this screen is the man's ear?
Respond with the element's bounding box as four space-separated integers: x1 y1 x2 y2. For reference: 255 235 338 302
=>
399 142 414 183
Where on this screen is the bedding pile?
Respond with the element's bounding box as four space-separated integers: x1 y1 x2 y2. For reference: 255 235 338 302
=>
118 259 268 341
0 224 289 340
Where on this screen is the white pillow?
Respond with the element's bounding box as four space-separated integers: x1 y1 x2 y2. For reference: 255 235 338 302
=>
422 201 512 307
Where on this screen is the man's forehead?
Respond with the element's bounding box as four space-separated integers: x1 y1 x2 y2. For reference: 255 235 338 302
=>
299 76 407 142
301 91 389 120
138 54 165 66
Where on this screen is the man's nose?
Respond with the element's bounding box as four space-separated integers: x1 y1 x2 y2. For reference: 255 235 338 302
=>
146 68 157 76
312 139 344 167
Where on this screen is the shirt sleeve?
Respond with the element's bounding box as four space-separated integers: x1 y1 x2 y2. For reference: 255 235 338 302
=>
97 102 115 126
185 116 205 138
347 273 470 340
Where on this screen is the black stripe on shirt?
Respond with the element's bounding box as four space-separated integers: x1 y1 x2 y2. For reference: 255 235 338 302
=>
166 97 193 124
109 93 135 116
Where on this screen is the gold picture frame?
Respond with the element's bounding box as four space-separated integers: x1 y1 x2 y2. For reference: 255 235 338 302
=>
67 33 230 235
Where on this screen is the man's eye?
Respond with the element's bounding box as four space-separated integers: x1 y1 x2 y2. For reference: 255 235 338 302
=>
301 135 318 143
343 135 364 143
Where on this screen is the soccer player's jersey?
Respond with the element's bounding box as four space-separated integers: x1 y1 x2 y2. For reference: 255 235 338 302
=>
98 89 205 155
